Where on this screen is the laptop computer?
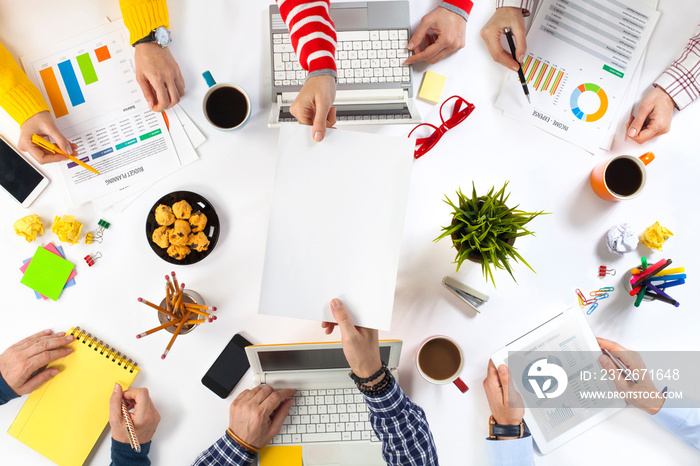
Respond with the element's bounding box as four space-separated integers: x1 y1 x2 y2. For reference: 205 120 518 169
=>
245 340 402 465
268 1 421 126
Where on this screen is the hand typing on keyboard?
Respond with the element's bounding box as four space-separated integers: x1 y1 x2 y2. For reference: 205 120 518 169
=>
289 75 337 142
404 6 467 65
229 385 296 450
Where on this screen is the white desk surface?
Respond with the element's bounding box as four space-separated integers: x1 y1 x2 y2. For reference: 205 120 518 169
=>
0 1 698 465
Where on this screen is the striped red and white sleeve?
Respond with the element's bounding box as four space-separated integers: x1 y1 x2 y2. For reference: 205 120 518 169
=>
276 0 337 80
440 0 474 21
654 25 700 111
496 0 533 17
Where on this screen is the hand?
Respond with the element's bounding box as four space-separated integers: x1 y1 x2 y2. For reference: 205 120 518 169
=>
0 330 73 395
109 384 160 444
480 7 527 71
17 112 78 164
627 86 675 144
483 361 524 432
289 75 336 142
134 43 185 111
229 385 296 450
404 7 466 65
597 338 664 414
321 299 383 380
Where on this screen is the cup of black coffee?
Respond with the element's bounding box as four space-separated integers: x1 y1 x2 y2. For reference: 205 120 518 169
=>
416 335 469 393
202 71 250 130
590 152 655 201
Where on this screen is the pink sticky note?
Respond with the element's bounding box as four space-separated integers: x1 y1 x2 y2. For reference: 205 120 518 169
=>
19 243 77 300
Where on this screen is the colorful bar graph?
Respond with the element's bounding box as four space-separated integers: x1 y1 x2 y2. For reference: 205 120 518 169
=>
76 53 98 85
94 45 111 62
57 60 85 106
39 67 68 118
521 55 566 95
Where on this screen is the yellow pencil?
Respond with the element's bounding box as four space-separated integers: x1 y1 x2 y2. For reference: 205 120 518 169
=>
31 134 100 175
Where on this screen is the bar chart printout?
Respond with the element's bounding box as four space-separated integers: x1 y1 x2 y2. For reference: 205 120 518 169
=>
22 21 180 206
495 0 660 153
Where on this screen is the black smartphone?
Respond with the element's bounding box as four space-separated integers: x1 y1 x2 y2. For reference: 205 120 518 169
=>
202 333 253 398
0 136 49 207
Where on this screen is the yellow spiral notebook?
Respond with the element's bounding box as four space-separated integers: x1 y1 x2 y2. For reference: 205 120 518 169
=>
8 327 140 466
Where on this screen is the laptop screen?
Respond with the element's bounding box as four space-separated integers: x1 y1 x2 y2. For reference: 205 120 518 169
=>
259 346 392 372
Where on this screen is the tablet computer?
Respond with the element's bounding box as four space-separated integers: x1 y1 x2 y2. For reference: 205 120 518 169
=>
491 308 624 454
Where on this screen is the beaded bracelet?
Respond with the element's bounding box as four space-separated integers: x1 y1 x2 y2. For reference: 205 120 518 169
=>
357 369 394 396
349 363 387 384
226 428 260 454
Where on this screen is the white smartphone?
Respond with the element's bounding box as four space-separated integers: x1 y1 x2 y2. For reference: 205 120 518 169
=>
0 136 49 207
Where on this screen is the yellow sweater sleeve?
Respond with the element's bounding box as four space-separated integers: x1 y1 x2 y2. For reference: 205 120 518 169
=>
0 42 49 125
119 0 170 45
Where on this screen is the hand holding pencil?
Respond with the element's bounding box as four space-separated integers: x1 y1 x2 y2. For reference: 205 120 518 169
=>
31 134 100 174
17 112 77 164
109 383 160 447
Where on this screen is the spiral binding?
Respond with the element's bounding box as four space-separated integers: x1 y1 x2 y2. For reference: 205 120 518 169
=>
70 327 139 373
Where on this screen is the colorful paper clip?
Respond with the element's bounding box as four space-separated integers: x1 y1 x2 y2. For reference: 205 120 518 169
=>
85 219 110 244
586 302 599 315
84 252 102 267
598 265 616 278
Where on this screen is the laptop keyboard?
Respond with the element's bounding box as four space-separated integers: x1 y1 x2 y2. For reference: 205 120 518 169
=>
271 388 380 444
273 30 411 87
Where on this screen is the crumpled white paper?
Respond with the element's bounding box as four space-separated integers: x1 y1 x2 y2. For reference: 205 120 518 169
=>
606 223 638 256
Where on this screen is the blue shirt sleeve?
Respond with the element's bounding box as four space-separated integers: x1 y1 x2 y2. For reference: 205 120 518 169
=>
364 378 439 465
485 434 535 466
110 438 151 466
0 371 19 405
652 396 700 450
191 433 256 465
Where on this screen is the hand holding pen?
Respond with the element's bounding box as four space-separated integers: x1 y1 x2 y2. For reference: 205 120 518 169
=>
597 338 665 415
109 383 160 449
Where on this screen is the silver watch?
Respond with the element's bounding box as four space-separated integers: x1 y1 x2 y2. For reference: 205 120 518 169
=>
133 26 171 48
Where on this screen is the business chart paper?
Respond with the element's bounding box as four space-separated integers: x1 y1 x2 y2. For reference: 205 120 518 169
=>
259 125 414 331
496 0 659 153
22 21 180 205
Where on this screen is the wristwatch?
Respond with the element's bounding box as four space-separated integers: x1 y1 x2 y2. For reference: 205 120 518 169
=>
132 26 171 48
488 415 527 439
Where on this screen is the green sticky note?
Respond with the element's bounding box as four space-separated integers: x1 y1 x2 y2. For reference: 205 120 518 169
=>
259 446 302 466
20 246 75 301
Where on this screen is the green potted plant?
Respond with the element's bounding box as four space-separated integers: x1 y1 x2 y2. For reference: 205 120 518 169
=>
435 182 547 286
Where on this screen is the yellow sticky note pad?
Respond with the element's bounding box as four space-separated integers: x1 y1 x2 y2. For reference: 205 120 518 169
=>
418 71 447 104
260 445 302 466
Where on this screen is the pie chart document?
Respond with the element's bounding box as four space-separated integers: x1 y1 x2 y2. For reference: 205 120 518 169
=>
495 0 659 153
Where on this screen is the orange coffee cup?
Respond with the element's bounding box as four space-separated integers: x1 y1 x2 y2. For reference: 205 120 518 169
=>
590 152 654 201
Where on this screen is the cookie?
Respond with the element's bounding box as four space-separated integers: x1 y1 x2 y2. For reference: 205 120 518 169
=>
172 199 192 219
189 211 208 233
168 220 191 246
155 204 175 226
152 226 171 249
167 244 191 260
187 232 210 252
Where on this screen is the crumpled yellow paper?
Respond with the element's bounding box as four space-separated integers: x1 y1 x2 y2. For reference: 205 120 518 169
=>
13 214 43 242
51 215 82 244
640 221 673 251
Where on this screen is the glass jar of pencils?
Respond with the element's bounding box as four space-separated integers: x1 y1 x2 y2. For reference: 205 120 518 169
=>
158 289 206 335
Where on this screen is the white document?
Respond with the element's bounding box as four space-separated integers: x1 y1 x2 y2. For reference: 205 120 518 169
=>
21 21 180 205
495 0 659 153
492 308 625 454
259 125 414 330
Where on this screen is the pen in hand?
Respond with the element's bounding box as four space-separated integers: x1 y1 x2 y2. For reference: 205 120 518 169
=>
504 27 530 104
31 134 100 175
601 348 639 384
121 400 141 453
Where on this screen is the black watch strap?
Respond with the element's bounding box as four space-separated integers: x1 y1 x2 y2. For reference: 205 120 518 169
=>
132 31 155 47
488 415 527 439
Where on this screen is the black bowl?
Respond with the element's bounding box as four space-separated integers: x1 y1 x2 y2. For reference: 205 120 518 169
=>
145 191 220 265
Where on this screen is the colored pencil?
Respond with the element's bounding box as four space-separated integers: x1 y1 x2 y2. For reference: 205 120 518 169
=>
136 318 183 338
137 297 179 319
31 134 100 175
630 259 671 286
657 279 686 289
184 303 217 311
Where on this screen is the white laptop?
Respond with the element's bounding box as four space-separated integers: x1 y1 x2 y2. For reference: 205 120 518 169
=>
245 340 402 465
268 1 421 126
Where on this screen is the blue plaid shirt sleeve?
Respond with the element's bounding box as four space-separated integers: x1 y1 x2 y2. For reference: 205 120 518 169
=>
191 433 256 466
364 378 439 465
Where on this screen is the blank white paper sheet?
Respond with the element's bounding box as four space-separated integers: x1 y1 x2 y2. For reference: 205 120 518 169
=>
259 125 414 330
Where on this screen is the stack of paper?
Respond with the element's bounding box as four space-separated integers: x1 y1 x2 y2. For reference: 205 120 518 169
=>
495 0 660 153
